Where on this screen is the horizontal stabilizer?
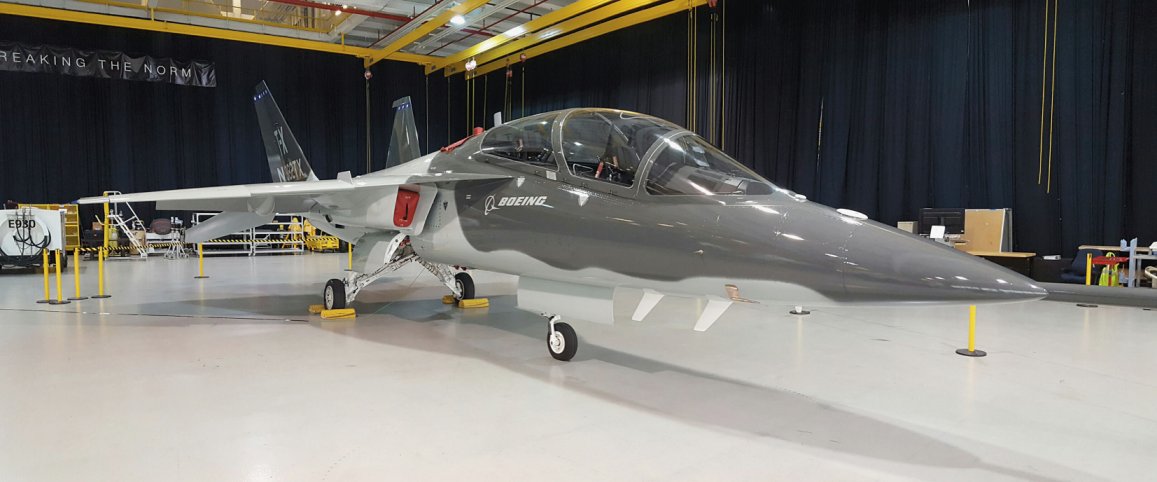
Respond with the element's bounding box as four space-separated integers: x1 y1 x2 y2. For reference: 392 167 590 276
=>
186 211 273 243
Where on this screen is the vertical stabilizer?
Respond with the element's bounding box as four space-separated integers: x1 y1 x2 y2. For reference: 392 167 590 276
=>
254 81 317 182
385 96 422 168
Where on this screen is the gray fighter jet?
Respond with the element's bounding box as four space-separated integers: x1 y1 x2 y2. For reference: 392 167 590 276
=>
79 83 1047 361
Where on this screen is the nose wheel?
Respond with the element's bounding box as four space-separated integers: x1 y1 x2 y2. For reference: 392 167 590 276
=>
546 315 578 361
323 278 347 310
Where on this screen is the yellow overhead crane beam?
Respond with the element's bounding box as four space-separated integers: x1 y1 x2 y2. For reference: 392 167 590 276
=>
468 0 707 78
0 3 438 65
363 0 491 67
426 0 617 75
444 0 668 77
77 0 334 35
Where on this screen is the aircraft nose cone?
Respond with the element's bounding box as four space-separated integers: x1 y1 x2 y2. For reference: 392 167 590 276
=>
841 222 1047 304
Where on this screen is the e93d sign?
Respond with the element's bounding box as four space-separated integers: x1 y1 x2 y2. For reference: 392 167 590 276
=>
0 208 64 256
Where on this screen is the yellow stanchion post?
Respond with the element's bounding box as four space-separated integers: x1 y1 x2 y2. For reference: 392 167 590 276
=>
68 248 87 300
48 250 70 305
1085 252 1092 286
36 249 51 303
194 243 209 279
92 247 111 298
956 305 986 357
102 200 110 252
345 243 354 271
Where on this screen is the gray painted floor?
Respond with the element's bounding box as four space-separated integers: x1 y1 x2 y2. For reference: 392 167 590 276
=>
0 253 1154 481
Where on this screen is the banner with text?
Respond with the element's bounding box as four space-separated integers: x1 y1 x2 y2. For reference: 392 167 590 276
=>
0 41 215 87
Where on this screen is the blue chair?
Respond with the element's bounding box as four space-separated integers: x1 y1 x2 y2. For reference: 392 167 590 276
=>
1060 248 1103 284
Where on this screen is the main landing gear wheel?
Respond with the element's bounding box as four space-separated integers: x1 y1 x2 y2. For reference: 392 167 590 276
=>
323 278 347 310
454 272 475 300
548 321 578 361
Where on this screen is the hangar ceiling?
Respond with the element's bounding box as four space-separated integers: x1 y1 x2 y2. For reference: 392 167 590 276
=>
0 0 706 74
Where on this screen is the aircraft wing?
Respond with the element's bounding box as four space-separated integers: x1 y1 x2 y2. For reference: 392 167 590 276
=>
76 172 510 243
77 172 508 208
75 81 511 244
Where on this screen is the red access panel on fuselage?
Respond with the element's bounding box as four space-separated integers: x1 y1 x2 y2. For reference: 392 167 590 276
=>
394 189 420 228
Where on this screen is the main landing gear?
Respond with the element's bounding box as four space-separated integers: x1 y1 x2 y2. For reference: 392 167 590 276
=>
323 279 346 310
546 315 578 361
317 234 577 362
454 272 475 301
320 233 477 310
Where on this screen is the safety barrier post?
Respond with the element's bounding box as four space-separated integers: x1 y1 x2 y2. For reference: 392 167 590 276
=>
955 305 986 357
194 243 209 279
49 250 70 305
36 249 51 303
92 247 111 298
345 243 354 271
102 200 110 252
68 248 87 300
1085 253 1092 285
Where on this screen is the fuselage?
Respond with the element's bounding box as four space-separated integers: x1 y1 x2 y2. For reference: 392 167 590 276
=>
388 108 1047 307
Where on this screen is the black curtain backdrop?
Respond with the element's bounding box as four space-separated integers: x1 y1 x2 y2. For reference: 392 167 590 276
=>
0 16 441 224
455 0 1155 256
2 1 1154 255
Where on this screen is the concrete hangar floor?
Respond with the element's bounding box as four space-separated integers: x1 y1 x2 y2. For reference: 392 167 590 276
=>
0 253 1153 481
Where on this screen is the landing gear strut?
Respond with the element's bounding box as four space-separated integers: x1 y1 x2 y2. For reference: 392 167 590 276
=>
420 260 473 300
546 315 578 361
319 233 479 310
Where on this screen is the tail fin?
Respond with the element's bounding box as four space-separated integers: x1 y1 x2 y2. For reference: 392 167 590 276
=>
385 96 422 168
254 81 317 182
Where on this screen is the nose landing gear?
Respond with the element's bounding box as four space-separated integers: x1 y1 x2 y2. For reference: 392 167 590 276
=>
546 315 578 361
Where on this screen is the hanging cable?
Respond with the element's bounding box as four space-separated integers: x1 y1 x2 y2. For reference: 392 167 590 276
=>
483 73 488 128
720 0 727 151
1046 0 1058 193
463 75 467 137
687 8 692 128
709 7 716 145
466 73 473 136
816 98 824 167
503 64 511 122
424 74 430 153
687 5 699 133
1037 0 1050 185
446 76 451 144
521 61 526 119
692 5 698 133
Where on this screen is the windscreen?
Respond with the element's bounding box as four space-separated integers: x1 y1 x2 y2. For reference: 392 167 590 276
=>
645 135 776 196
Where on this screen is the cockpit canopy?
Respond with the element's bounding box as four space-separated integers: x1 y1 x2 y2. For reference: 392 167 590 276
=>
478 108 775 196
